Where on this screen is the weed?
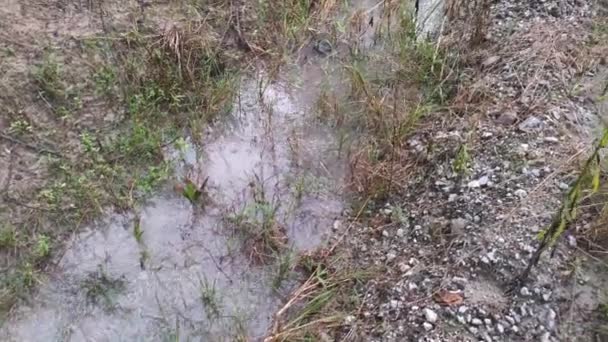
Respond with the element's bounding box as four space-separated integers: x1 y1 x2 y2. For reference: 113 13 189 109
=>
229 198 288 263
92 65 117 96
453 143 471 175
266 262 374 341
33 53 82 113
0 225 17 249
273 250 295 290
182 181 202 204
34 53 64 101
80 131 100 154
82 267 126 308
34 234 51 259
199 277 221 319
133 217 144 243
517 128 608 284
136 164 171 194
292 175 309 202
8 119 32 136
139 250 149 270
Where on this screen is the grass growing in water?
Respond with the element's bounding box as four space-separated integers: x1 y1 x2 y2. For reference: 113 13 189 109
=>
0 20 237 314
82 267 126 309
200 277 222 319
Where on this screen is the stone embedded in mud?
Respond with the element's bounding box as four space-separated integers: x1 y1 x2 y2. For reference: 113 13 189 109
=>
514 189 528 198
314 39 333 56
518 116 543 132
496 111 518 125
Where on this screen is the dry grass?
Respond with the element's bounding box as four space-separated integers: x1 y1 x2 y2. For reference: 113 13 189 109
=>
265 255 376 342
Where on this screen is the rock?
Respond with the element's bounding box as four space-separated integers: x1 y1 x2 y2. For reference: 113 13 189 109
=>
332 220 342 230
344 315 356 324
386 251 397 262
512 325 519 333
484 318 492 326
423 322 434 331
469 327 479 335
520 287 531 297
496 111 517 125
558 182 569 190
453 277 468 286
458 305 469 314
514 189 528 198
314 39 333 56
548 6 561 17
482 55 501 68
457 315 466 324
543 292 552 302
496 323 505 334
544 136 559 143
468 180 481 188
399 262 411 273
471 318 483 325
451 218 467 233
478 175 490 186
518 116 543 132
424 308 439 323
540 332 551 342
546 309 557 330
396 228 405 237
567 235 577 248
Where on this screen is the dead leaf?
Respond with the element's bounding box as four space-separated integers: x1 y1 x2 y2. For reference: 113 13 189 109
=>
433 290 464 306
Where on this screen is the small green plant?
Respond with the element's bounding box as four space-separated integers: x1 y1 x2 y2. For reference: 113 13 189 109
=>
0 225 17 249
80 131 99 153
34 53 64 101
16 262 38 289
8 119 32 135
600 302 608 320
93 65 116 96
273 250 295 290
133 218 144 243
136 164 170 194
293 176 307 202
182 181 202 204
82 267 125 308
35 234 51 259
453 143 471 175
199 277 221 318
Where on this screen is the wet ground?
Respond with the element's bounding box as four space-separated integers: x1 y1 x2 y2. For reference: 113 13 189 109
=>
0 0 443 340
0 62 346 341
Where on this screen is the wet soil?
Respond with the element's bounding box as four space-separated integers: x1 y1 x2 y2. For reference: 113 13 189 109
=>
0 61 347 341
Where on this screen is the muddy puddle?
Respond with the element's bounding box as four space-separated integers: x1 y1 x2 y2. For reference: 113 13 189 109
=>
0 1 442 340
1 61 346 341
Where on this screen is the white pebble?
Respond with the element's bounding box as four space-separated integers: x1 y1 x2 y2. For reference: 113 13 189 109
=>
424 308 438 323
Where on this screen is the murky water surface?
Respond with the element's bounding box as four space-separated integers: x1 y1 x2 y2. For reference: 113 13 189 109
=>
1 1 439 340
1 65 345 341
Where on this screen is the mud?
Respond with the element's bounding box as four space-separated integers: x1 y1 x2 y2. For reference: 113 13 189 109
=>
1 65 346 341
0 0 443 340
